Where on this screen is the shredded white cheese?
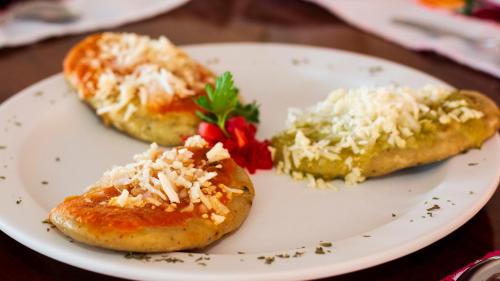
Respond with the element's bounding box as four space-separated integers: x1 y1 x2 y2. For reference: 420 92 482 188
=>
114 189 129 207
210 196 230 215
184 135 208 148
211 213 226 225
98 32 178 69
98 136 239 224
278 85 484 186
158 172 180 203
220 184 244 194
89 32 209 121
206 142 231 163
109 189 146 208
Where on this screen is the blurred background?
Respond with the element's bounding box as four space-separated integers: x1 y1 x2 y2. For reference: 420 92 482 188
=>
0 1 499 281
0 0 499 99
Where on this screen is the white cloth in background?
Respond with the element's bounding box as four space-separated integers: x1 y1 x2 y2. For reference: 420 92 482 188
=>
0 0 190 48
307 0 500 78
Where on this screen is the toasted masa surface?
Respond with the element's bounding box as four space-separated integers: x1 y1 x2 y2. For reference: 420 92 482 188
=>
88 98 200 148
49 159 254 252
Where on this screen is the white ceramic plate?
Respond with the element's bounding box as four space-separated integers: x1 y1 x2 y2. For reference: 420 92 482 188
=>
0 43 498 281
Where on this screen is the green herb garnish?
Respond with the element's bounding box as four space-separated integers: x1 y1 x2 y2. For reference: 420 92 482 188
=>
234 101 260 123
368 66 383 75
426 204 440 212
462 0 475 15
276 253 290 259
315 247 325 255
264 257 275 264
194 71 259 135
124 252 151 261
319 242 332 247
292 251 304 258
154 257 184 263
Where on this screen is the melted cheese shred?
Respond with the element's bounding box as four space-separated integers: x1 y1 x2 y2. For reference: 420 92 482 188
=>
100 135 235 225
277 85 484 186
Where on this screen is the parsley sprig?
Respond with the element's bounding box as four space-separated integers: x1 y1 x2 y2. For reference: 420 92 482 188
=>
194 71 259 135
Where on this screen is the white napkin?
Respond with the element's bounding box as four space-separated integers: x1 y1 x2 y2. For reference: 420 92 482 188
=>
0 0 189 48
307 0 500 78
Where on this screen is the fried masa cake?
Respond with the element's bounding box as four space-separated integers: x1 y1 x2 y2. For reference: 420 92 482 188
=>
49 135 254 252
63 32 215 146
271 85 500 186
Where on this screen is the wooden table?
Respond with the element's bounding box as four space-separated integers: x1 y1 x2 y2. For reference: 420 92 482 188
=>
0 1 498 280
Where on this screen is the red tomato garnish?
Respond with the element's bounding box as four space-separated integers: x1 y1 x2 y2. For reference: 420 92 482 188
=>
232 128 248 148
226 116 247 132
198 122 225 144
196 116 273 174
253 140 273 169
